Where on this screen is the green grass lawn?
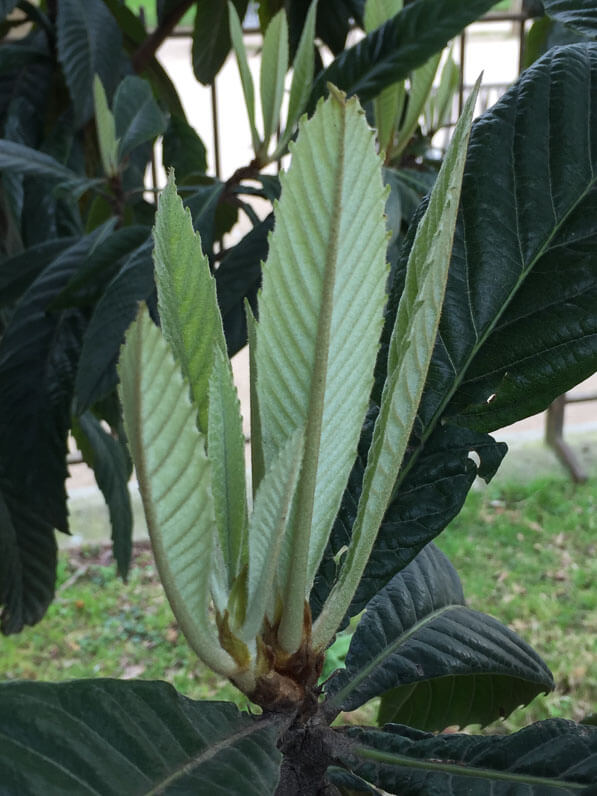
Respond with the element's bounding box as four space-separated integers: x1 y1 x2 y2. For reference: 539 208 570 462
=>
2 474 595 734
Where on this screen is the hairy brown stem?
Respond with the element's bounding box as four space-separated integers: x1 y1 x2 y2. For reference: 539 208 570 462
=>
132 0 196 74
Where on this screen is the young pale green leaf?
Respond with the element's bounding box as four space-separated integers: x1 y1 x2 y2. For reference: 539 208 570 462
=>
274 0 318 157
392 53 441 159
118 308 236 677
343 720 597 794
93 75 119 177
364 0 402 32
325 545 553 726
207 347 247 581
257 88 388 653
153 171 227 434
0 680 282 795
312 80 480 653
228 1 261 153
260 9 289 152
363 0 405 159
425 48 459 134
241 429 304 641
245 300 265 498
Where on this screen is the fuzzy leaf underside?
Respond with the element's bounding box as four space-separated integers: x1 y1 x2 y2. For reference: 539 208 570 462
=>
207 347 247 580
118 309 235 676
243 429 304 639
312 82 478 651
0 680 281 795
342 720 597 794
256 90 388 595
260 10 288 147
153 173 228 434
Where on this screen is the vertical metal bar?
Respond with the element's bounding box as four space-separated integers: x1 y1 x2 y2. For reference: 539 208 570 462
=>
211 80 221 179
518 16 526 75
458 30 466 116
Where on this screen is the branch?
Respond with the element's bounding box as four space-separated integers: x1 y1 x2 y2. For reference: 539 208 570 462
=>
132 0 195 74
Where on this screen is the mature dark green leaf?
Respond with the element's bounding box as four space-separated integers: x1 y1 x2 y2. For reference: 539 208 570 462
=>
0 140 92 188
192 0 249 85
0 238 78 308
310 425 506 620
74 240 154 413
341 720 597 794
184 181 225 255
0 0 18 21
113 76 167 161
399 44 597 434
327 767 382 794
0 40 50 73
544 0 597 38
0 680 282 794
56 0 122 127
162 113 208 178
0 480 56 635
216 214 273 354
52 226 150 308
308 0 497 109
0 230 108 531
325 545 553 727
72 413 132 578
315 0 365 54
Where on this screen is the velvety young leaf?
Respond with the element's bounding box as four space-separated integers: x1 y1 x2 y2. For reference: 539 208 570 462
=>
312 82 478 652
544 0 597 39
113 76 167 161
260 10 289 148
93 76 119 177
207 348 248 581
341 719 597 794
153 173 227 433
192 0 249 85
56 0 122 127
229 1 260 152
119 309 236 677
75 239 154 413
256 89 388 650
276 0 317 155
72 413 133 579
308 0 496 110
0 481 56 635
415 44 597 433
0 680 281 795
242 429 304 640
310 426 506 623
325 544 553 728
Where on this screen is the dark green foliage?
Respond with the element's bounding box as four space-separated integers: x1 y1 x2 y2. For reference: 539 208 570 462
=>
1 3 597 792
341 720 597 794
0 680 282 794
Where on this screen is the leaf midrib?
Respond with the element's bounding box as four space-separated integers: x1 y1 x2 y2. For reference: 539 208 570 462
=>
353 742 587 790
330 604 457 707
392 140 597 496
145 717 280 794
